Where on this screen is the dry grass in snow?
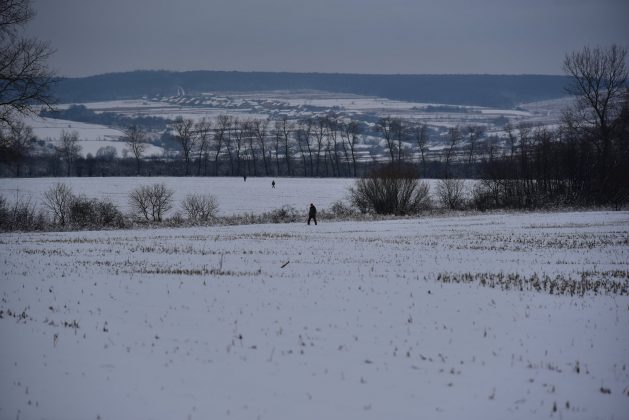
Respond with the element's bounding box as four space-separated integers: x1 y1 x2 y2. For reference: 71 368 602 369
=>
1 210 628 419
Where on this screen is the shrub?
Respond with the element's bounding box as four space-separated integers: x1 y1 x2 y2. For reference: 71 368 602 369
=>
471 179 510 210
181 193 219 222
68 195 96 227
268 205 301 223
43 183 73 225
329 199 356 217
0 196 7 226
95 199 125 228
436 178 467 210
471 179 552 210
129 183 174 222
0 195 47 231
349 164 431 215
68 195 125 228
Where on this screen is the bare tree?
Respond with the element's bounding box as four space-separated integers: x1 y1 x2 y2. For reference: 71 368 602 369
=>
437 178 467 210
338 120 351 176
58 130 81 177
272 120 283 175
375 116 397 162
123 125 146 176
327 115 341 176
313 116 327 176
96 145 117 161
172 117 196 176
194 117 211 176
295 121 311 176
251 119 269 176
221 115 235 175
443 127 461 179
43 182 73 225
465 125 484 165
1 119 32 176
340 120 361 177
504 123 517 161
181 193 218 222
0 0 55 129
392 118 406 163
242 120 258 176
230 117 245 176
563 44 628 186
129 183 173 222
213 115 230 176
411 123 429 176
279 116 293 175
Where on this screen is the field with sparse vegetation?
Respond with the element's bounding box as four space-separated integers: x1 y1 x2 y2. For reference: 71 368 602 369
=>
1 210 628 419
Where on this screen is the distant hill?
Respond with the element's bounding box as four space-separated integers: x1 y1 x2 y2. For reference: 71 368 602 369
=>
52 70 571 108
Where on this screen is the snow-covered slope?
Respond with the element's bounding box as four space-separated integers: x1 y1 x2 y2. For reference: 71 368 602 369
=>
20 115 164 158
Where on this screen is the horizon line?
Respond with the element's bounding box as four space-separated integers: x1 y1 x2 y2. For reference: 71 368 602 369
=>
58 69 569 79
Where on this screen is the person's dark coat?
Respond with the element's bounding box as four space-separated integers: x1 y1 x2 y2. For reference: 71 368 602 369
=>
308 203 317 225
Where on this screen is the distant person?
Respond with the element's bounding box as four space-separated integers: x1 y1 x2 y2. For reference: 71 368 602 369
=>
272 180 276 188
307 203 317 225
243 175 247 182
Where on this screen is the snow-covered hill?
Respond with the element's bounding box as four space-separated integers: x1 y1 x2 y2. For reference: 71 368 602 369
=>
20 115 165 158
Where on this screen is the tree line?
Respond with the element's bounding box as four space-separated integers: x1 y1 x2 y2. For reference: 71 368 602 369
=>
474 45 628 209
0 111 500 180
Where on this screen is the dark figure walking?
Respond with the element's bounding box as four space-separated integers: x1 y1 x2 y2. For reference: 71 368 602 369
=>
307 203 317 225
243 175 247 182
272 180 276 188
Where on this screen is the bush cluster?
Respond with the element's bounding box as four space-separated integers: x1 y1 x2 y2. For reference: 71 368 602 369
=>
181 193 219 222
0 195 47 231
349 164 431 215
68 195 125 228
40 183 126 229
1 183 222 232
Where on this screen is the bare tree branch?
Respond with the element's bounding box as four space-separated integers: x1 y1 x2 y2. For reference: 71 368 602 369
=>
0 0 55 129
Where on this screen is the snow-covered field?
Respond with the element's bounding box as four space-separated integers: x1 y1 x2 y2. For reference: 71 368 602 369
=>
0 177 479 217
1 210 628 420
0 177 359 216
20 115 164 158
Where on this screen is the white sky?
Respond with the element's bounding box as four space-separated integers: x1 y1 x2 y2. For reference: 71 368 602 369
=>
26 0 629 77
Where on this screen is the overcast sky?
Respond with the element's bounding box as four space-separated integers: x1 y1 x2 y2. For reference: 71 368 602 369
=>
26 0 629 77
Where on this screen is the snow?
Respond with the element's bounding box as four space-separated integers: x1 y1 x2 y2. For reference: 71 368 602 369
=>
52 91 570 137
78 140 165 158
0 177 356 216
23 115 124 142
0 177 480 216
53 99 166 112
19 115 164 157
1 210 628 419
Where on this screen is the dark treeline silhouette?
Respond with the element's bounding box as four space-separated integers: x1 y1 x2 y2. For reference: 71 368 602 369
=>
474 45 629 209
52 71 571 108
0 113 485 179
475 114 629 209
